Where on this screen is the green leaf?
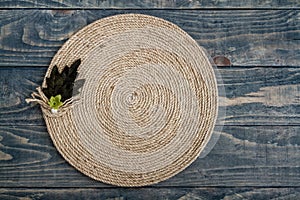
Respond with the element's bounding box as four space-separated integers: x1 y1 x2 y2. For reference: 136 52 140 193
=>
48 95 63 110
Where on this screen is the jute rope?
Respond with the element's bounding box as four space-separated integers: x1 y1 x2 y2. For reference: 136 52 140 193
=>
35 14 218 186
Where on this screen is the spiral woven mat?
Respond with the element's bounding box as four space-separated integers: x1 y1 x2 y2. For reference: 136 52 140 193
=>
42 14 218 187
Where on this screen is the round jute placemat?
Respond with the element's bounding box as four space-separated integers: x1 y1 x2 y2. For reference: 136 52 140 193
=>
34 14 218 186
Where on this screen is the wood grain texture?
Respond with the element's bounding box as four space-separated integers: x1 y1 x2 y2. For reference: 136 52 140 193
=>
0 67 299 126
0 10 299 67
1 2 299 197
1 187 300 200
0 0 299 8
1 125 300 187
0 67 300 187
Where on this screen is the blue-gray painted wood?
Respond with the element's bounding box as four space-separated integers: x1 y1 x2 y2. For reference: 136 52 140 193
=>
0 67 300 188
1 125 300 187
1 2 299 198
1 187 300 200
0 67 299 126
0 0 299 8
0 10 299 67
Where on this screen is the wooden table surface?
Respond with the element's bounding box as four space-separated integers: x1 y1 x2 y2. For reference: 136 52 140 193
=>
0 0 299 199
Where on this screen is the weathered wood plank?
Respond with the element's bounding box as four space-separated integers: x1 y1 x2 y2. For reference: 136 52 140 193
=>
1 187 300 200
0 10 299 67
0 67 299 126
1 125 300 187
0 0 299 8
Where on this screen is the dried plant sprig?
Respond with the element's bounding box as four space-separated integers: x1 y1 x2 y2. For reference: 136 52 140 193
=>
42 59 81 102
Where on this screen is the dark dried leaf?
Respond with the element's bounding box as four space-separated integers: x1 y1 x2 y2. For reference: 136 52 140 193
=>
42 59 81 102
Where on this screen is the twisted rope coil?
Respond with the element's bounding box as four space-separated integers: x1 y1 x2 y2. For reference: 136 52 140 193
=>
32 14 218 187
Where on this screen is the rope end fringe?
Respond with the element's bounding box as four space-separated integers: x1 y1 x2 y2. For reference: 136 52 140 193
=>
26 87 80 113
